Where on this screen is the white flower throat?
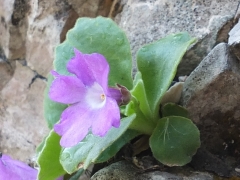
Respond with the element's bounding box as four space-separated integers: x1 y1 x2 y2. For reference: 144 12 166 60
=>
85 82 106 109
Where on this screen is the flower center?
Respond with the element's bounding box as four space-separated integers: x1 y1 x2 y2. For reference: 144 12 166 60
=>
100 94 105 100
85 82 106 109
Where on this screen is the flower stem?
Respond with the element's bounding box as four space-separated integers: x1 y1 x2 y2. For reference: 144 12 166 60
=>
128 102 156 135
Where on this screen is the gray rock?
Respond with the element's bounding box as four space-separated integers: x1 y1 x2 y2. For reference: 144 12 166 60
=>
0 0 29 60
0 62 49 162
91 160 213 180
228 19 240 60
180 43 240 161
160 82 184 106
229 20 240 46
0 60 14 91
115 0 239 75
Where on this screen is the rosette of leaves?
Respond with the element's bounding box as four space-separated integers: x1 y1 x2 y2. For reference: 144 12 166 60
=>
37 16 200 180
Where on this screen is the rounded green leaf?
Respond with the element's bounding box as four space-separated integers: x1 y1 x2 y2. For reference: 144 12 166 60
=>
37 130 66 180
149 116 200 166
137 32 196 119
60 114 137 173
55 16 133 89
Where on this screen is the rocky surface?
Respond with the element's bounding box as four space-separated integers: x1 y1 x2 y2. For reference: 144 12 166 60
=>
0 60 14 91
228 19 240 61
180 43 240 177
115 0 240 75
91 159 214 180
0 0 114 162
0 62 48 162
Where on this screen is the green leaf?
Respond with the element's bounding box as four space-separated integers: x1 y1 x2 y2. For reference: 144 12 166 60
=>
54 42 74 76
137 32 196 119
43 74 67 129
162 103 189 118
131 72 153 120
55 16 133 89
37 130 66 180
124 73 156 135
60 114 137 174
95 129 139 163
149 116 200 166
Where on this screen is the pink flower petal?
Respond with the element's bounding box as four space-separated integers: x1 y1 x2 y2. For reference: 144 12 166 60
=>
0 154 37 180
54 97 120 147
0 161 18 179
67 49 109 90
49 71 86 104
91 98 120 136
54 103 92 147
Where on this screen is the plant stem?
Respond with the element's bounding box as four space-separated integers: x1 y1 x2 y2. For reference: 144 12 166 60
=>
128 104 156 135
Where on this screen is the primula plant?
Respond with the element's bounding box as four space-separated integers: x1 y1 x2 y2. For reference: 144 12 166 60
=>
49 50 123 147
37 16 200 179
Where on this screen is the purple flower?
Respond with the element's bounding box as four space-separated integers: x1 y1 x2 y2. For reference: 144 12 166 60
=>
0 153 37 180
49 49 122 147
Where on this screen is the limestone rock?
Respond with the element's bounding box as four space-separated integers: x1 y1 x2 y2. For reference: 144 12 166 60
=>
115 0 239 75
160 82 184 106
0 0 29 60
91 160 213 180
68 0 113 18
0 62 14 91
180 43 240 165
0 62 49 162
228 19 240 60
0 48 14 90
25 0 71 76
